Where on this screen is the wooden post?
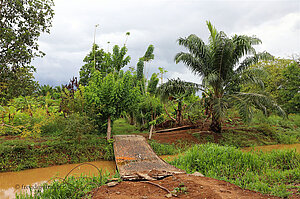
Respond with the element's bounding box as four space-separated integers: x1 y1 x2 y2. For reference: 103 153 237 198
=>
148 125 154 140
107 115 111 140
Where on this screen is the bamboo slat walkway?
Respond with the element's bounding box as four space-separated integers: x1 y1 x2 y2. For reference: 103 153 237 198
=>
113 135 185 181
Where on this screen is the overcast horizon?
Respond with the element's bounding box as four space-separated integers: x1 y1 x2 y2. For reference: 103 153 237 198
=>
31 0 300 86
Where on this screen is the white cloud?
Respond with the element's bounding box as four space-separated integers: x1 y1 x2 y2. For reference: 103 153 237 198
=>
237 12 300 57
31 0 300 86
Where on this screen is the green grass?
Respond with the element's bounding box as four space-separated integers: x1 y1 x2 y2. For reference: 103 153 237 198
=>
0 135 114 172
191 113 300 148
219 129 277 147
112 118 148 135
170 143 300 198
148 139 187 156
16 172 120 199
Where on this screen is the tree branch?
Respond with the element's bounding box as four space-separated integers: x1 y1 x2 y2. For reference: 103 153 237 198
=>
164 103 176 122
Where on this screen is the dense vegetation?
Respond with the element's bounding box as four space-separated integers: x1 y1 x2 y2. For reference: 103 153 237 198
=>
0 19 299 171
0 135 114 172
1 1 299 198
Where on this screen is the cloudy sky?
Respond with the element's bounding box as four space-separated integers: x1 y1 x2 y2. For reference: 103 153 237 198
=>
32 0 300 86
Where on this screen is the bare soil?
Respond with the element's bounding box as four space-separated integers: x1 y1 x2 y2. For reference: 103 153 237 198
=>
142 128 223 145
91 174 282 199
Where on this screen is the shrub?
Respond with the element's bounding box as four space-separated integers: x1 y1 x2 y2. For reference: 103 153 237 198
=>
61 113 97 141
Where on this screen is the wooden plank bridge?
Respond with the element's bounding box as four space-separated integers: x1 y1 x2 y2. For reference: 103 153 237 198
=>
113 135 185 181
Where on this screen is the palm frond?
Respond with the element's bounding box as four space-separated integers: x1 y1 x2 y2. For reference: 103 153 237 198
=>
156 78 201 102
207 21 217 44
236 51 274 72
228 92 286 120
175 52 207 77
177 34 209 61
239 68 268 90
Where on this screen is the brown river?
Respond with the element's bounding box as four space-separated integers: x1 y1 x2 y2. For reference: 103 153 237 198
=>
0 155 176 199
0 145 299 199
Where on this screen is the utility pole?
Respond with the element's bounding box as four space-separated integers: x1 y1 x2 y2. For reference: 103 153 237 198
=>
93 24 99 70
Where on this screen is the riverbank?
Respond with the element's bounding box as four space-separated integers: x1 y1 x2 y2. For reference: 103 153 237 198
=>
12 143 300 199
1 115 299 172
0 135 114 172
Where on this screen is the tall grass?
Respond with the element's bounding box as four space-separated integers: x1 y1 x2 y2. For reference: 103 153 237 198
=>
0 135 114 172
148 139 190 156
252 113 300 144
112 118 148 135
170 143 300 197
16 171 118 199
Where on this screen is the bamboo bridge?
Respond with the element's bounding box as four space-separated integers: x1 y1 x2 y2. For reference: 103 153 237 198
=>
113 135 185 181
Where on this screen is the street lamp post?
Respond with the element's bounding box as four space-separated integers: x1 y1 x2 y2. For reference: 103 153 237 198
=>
93 24 99 70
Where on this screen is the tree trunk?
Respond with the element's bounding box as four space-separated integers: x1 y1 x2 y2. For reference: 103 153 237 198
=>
176 101 182 126
107 115 112 140
148 125 154 140
129 113 134 125
210 112 221 133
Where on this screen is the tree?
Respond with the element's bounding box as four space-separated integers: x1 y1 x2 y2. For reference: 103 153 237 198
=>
246 58 300 114
158 67 168 84
156 78 200 125
175 21 283 133
85 71 139 140
136 58 144 81
0 0 54 103
147 73 159 95
136 58 145 94
0 66 38 104
79 44 130 85
143 45 155 89
0 0 54 68
111 45 131 72
134 93 162 127
279 61 300 113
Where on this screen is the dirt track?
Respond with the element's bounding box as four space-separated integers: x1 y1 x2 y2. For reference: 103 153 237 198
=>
91 174 281 199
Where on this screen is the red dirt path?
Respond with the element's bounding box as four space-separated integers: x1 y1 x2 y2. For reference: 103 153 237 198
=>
91 174 282 199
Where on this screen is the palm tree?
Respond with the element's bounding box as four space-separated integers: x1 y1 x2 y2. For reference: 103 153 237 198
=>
143 45 154 90
175 21 284 133
156 78 200 125
38 84 53 96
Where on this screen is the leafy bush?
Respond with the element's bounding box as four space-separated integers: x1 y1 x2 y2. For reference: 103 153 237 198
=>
40 115 66 136
62 113 97 141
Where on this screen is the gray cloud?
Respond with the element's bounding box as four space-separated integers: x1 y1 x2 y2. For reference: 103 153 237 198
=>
32 0 300 86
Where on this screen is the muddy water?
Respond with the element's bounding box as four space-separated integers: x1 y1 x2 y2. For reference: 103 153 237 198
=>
0 155 177 199
243 143 300 153
0 161 116 199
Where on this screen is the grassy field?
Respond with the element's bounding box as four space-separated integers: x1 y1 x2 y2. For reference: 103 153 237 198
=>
169 143 300 198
